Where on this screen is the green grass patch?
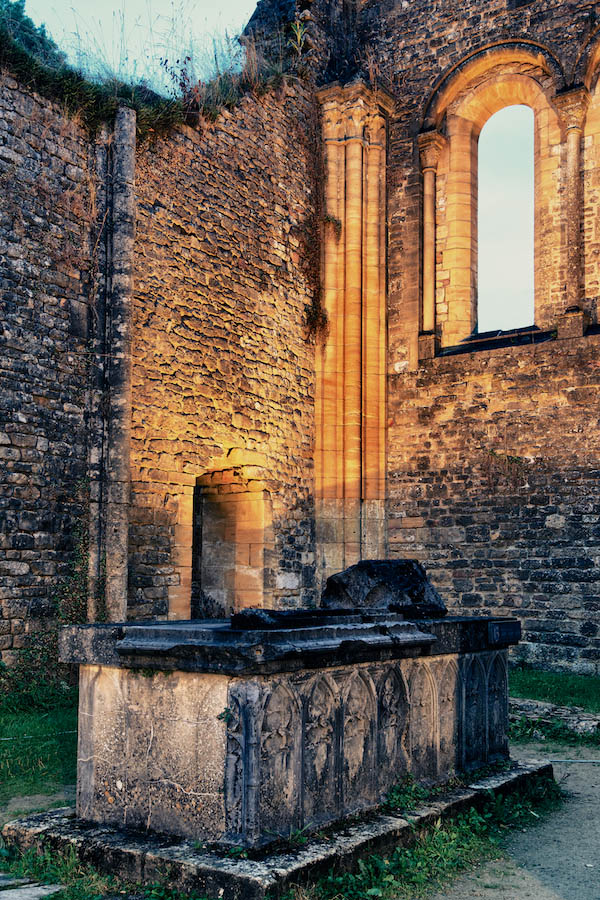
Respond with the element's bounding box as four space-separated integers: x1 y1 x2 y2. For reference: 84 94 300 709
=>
510 664 600 714
0 701 78 805
0 844 210 900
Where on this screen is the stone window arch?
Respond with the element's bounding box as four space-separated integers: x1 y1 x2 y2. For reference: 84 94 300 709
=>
419 66 564 349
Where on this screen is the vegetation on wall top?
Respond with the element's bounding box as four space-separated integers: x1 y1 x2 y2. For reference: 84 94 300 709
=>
0 20 183 141
0 0 313 142
0 0 66 69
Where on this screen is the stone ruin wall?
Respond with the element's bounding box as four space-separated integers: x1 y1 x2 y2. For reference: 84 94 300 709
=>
0 73 92 662
2 0 600 671
388 338 600 674
363 0 600 672
129 84 319 619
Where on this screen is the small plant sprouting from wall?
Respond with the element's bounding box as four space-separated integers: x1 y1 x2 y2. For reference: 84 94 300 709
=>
298 94 329 344
483 448 531 491
288 18 309 60
323 212 342 239
160 25 310 129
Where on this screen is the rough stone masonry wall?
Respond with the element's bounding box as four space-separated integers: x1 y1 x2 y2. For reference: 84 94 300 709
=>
130 83 319 618
388 336 600 674
357 0 600 671
0 73 92 662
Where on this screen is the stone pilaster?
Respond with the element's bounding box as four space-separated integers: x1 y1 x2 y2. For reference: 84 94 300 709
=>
418 131 446 343
555 87 590 314
104 106 136 621
316 82 394 584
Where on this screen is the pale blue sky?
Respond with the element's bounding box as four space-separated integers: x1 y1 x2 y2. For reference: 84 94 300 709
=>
25 2 533 336
26 0 258 85
478 104 535 333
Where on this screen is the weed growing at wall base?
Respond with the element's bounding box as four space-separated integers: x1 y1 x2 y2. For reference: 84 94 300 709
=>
0 845 210 900
286 776 562 900
0 776 562 900
0 510 88 713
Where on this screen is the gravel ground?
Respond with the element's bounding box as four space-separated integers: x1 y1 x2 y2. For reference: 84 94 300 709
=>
430 742 600 900
0 788 75 829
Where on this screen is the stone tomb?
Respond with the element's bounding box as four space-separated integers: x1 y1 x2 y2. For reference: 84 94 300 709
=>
59 607 520 848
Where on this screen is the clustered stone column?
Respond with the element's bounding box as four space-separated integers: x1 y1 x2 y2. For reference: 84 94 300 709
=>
316 82 394 584
554 87 590 317
417 131 446 359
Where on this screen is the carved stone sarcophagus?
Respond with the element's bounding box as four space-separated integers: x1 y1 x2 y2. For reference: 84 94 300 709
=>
60 591 520 848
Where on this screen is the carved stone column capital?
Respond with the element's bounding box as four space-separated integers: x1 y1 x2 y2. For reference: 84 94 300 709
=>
418 131 447 172
364 111 387 147
554 87 591 133
318 80 395 143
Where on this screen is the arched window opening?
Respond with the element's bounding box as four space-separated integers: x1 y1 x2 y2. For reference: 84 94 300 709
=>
477 105 534 333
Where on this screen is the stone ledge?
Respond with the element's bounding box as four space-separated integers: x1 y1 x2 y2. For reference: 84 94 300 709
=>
510 696 600 736
2 762 553 900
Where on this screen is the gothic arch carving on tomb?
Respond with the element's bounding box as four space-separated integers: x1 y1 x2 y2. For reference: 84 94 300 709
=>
437 659 461 775
224 694 245 839
408 663 438 779
341 670 376 810
376 665 409 790
463 656 487 768
487 653 509 760
259 681 302 836
303 674 339 824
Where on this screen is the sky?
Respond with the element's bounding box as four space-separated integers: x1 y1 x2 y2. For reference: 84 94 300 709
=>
24 2 534 337
478 104 535 334
25 0 258 86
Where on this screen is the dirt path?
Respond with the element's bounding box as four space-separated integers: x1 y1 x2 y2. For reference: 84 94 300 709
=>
430 742 600 900
0 788 75 829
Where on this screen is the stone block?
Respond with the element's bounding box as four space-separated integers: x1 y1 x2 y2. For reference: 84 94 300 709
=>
418 332 438 361
77 666 229 839
557 309 589 339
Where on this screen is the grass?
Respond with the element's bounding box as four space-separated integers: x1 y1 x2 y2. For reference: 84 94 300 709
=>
0 844 210 900
510 664 600 714
0 9 309 143
509 714 600 746
0 700 78 806
285 775 563 900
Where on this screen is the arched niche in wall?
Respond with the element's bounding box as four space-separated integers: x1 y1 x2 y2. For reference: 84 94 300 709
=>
420 49 565 348
191 466 275 617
